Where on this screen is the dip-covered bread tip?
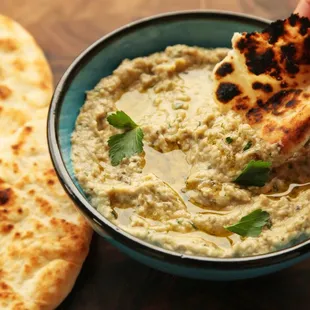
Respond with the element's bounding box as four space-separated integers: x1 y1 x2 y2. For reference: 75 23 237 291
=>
0 15 92 310
213 14 310 155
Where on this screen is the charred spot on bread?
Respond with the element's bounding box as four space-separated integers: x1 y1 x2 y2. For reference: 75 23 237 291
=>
234 96 250 111
280 81 288 88
1 223 14 233
47 179 55 186
246 48 279 76
302 37 310 65
0 38 19 52
263 123 276 134
234 33 281 77
263 84 273 93
0 189 11 205
263 19 285 44
0 85 12 100
252 82 263 90
299 16 310 35
236 37 247 51
246 107 263 124
214 62 234 78
252 82 273 93
24 126 32 133
265 89 302 115
281 43 299 75
288 14 298 26
280 43 296 61
216 82 241 103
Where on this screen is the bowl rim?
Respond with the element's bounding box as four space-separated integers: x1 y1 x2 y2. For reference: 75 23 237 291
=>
48 9 310 269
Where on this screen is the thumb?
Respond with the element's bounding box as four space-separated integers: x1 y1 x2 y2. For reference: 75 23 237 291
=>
295 0 310 18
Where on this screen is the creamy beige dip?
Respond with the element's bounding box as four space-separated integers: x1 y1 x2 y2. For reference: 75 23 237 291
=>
72 45 310 257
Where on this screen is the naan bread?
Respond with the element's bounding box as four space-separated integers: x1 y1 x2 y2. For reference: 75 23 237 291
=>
0 15 92 309
213 14 310 155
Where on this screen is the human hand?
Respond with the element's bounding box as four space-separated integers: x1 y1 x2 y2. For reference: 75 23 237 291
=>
295 0 310 18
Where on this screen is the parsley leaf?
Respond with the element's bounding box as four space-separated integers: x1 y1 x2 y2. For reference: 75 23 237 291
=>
225 209 271 237
107 111 144 166
190 221 198 230
107 111 138 130
226 137 233 144
234 160 271 187
243 141 252 151
108 127 144 166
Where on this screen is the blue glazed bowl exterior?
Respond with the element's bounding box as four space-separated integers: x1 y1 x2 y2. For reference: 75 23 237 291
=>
48 11 310 280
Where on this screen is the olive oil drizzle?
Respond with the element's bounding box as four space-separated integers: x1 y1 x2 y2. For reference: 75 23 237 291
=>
113 68 240 249
266 182 310 198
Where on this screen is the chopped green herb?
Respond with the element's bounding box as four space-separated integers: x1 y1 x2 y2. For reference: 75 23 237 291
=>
108 127 144 166
107 111 144 166
225 209 271 237
234 160 271 187
173 102 184 110
243 141 252 151
176 219 183 225
111 209 118 219
190 221 198 230
195 121 202 130
225 137 233 144
107 111 138 130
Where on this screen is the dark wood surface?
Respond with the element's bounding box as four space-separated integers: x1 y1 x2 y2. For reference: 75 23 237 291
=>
1 1 307 309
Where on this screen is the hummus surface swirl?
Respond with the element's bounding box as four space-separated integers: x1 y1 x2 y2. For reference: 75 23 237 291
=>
72 45 310 257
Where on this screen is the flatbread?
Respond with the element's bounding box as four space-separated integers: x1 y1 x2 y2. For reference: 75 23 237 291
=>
213 14 310 155
0 15 92 309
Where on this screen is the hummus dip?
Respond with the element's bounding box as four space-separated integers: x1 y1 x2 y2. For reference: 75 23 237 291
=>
71 45 310 257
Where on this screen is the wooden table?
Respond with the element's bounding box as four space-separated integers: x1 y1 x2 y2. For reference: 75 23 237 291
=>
1 0 307 309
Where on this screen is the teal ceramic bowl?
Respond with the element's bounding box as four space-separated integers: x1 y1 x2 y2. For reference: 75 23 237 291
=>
47 10 310 280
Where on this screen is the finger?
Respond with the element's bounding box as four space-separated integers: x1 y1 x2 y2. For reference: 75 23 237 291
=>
295 0 310 18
